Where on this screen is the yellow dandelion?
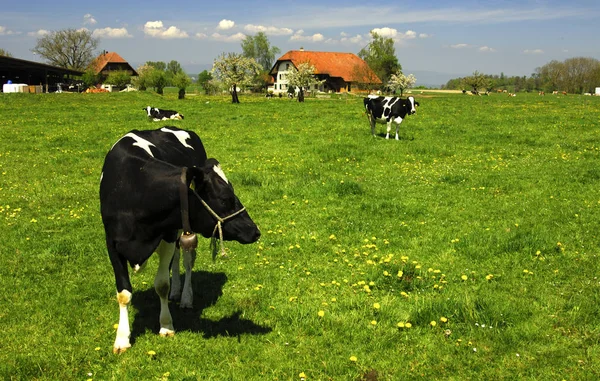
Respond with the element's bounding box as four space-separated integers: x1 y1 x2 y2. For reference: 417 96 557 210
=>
147 350 156 356
397 322 405 328
370 320 377 325
430 321 437 327
397 270 403 278
349 355 358 362
373 302 381 310
461 275 468 281
486 274 494 281
329 234 337 240
440 317 448 323
318 310 325 317
299 372 306 379
405 322 412 328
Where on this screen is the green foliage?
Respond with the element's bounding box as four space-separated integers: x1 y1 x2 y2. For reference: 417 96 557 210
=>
241 31 281 71
32 28 99 70
1 92 600 379
358 31 401 85
105 70 132 88
286 62 325 102
172 72 192 99
81 68 101 88
0 48 12 57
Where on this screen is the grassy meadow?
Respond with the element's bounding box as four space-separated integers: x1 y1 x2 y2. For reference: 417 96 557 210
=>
1 89 599 380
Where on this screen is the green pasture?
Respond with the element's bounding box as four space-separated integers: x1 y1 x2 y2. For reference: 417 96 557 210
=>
1 90 599 380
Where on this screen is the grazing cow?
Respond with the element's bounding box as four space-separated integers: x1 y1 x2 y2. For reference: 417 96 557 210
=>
100 127 261 353
363 95 420 140
144 106 184 121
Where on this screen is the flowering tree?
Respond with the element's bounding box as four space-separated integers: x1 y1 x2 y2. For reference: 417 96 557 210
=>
286 62 325 102
211 53 262 103
388 71 416 97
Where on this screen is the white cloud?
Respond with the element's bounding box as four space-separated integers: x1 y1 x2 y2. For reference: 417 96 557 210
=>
83 14 97 25
419 33 430 38
211 32 246 42
0 26 19 35
92 27 132 39
371 27 398 38
195 32 208 39
27 29 49 37
290 30 324 42
340 34 366 45
217 19 235 30
479 46 496 52
402 30 417 39
143 21 188 39
451 43 470 49
244 24 293 36
524 49 544 54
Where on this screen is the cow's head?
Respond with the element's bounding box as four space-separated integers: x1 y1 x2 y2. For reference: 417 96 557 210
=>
187 159 260 244
407 96 419 115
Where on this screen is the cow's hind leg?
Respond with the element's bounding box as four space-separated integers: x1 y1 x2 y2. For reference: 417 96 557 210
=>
108 242 133 354
385 121 391 139
155 240 176 336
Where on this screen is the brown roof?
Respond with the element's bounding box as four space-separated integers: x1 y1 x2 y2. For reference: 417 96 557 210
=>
271 50 381 84
90 52 137 75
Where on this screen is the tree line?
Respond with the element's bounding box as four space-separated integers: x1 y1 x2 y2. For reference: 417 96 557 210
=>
443 57 600 94
2 28 421 101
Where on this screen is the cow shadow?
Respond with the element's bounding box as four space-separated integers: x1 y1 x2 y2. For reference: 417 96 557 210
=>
375 132 415 141
130 271 271 344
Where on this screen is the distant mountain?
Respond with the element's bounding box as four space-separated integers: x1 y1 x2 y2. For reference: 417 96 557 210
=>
405 70 467 88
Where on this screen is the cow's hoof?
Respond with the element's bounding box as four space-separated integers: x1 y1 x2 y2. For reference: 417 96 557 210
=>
179 301 193 309
169 292 181 301
113 342 131 354
159 328 175 337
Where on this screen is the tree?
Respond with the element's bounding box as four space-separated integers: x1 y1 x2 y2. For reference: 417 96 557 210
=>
150 68 167 95
105 70 132 89
132 64 152 91
388 71 417 96
211 53 262 103
81 68 101 89
462 71 491 94
172 71 191 99
0 48 12 57
358 31 401 85
32 28 99 70
166 60 183 76
197 70 213 94
146 61 167 71
241 32 281 71
286 62 325 102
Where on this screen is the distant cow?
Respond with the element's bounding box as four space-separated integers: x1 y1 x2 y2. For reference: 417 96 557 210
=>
363 96 420 140
144 106 184 121
100 127 260 353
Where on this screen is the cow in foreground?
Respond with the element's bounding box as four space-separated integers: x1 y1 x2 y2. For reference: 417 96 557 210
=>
100 127 260 353
364 96 419 140
144 106 185 121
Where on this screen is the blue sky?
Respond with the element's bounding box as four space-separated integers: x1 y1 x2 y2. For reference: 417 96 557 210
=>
1 0 599 85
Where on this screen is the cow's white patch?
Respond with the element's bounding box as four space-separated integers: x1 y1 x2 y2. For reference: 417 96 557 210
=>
213 165 229 183
114 289 132 353
124 133 156 157
408 96 416 113
145 106 152 117
160 127 193 149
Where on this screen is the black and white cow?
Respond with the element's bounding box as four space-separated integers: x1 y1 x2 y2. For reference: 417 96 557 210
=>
144 106 185 121
363 96 420 140
100 126 260 353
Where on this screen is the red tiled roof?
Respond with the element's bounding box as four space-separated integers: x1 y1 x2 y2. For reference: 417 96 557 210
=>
90 52 137 75
271 50 381 84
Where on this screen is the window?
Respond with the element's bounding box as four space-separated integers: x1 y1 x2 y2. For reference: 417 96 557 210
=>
286 63 290 70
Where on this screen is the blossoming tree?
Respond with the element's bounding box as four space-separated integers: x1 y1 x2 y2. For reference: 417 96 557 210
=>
211 53 262 103
286 62 325 102
388 71 417 97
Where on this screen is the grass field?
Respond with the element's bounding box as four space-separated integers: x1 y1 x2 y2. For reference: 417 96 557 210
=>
1 90 599 380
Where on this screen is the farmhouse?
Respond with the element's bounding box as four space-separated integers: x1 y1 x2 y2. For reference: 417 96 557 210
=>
269 49 381 94
90 51 138 78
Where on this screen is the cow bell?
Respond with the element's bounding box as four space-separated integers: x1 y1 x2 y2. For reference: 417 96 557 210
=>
179 232 198 252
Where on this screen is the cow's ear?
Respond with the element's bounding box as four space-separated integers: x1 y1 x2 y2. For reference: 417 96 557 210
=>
415 101 420 106
183 166 204 190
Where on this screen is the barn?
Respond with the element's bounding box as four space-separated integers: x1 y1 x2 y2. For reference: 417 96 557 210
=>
0 55 83 93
